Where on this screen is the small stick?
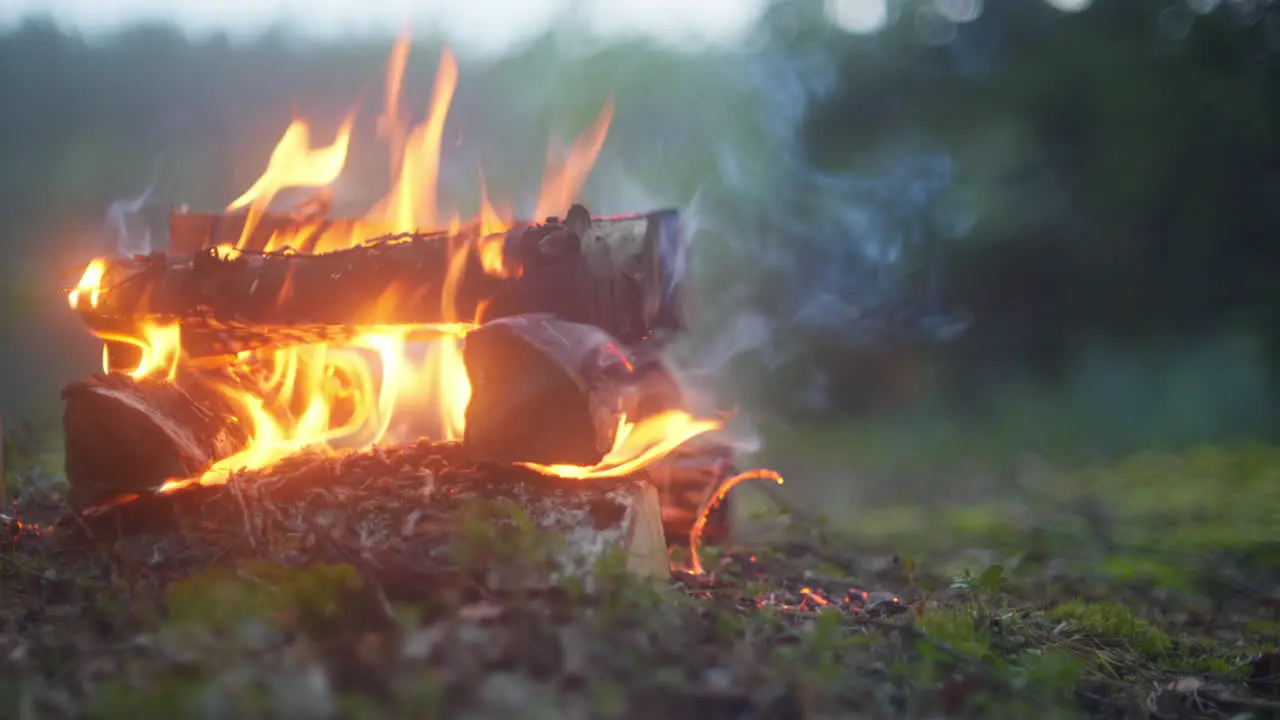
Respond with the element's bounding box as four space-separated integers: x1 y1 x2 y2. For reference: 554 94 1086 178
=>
228 474 257 552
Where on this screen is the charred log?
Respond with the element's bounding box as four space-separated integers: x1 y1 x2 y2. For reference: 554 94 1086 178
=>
61 371 255 507
462 314 637 467
76 206 683 358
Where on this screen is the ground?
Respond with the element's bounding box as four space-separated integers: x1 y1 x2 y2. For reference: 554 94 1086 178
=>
2 439 1279 719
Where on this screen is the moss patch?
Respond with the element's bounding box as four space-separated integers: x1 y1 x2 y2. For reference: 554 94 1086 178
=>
1049 600 1172 657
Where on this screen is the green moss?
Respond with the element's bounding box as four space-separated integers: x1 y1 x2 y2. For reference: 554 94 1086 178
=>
1245 619 1280 640
166 562 362 632
1049 600 1171 657
1099 556 1196 590
89 675 213 719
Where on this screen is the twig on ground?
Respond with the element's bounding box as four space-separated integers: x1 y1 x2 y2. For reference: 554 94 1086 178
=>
228 474 257 552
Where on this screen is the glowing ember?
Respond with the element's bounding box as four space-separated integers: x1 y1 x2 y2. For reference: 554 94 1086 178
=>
799 587 831 607
689 469 785 575
69 39 722 495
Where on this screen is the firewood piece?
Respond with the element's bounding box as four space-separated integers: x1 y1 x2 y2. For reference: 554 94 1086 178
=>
61 372 253 507
462 314 637 467
77 206 684 358
80 442 670 591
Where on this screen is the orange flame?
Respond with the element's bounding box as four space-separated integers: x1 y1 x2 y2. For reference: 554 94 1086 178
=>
377 47 458 231
68 259 107 310
72 40 729 496
689 469 785 575
475 178 519 278
228 117 354 249
94 322 183 382
533 100 614 221
378 33 412 182
522 411 722 480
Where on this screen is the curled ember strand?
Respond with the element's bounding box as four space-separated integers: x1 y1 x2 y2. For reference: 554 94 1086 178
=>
689 469 785 575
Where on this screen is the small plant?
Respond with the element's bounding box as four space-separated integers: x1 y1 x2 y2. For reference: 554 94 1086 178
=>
951 563 1006 618
916 609 992 659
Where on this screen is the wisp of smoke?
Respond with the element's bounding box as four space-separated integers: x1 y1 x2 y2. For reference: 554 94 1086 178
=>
557 20 969 434
103 152 166 258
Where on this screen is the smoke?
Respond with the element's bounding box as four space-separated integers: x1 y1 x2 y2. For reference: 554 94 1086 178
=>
539 12 970 424
102 152 166 257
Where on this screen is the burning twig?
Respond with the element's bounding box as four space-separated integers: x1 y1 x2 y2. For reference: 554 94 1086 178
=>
690 469 785 575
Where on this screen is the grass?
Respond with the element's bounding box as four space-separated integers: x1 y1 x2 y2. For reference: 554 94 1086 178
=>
3 427 1280 717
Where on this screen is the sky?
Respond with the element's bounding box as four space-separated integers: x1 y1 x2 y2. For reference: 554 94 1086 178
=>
0 0 1097 54
0 0 775 55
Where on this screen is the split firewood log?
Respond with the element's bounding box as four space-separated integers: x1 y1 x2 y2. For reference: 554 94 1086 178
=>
61 370 257 507
462 313 637 467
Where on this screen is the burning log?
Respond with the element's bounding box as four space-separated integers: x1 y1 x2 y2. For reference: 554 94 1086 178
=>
462 314 636 467
74 205 683 358
77 441 670 592
61 372 255 507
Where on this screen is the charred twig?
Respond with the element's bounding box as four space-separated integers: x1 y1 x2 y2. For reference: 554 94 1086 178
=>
228 474 257 552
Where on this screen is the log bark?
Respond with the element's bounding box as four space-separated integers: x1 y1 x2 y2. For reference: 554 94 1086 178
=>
61 372 253 507
462 314 637 467
76 205 684 358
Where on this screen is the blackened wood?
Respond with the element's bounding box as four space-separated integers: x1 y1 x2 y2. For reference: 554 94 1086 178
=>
462 314 637 467
61 372 254 507
77 206 685 358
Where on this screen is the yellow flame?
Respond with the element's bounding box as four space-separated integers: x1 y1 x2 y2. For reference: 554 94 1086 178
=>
378 33 412 183
228 117 354 249
377 48 458 231
474 178 518 278
522 411 723 479
68 259 107 310
95 322 183 382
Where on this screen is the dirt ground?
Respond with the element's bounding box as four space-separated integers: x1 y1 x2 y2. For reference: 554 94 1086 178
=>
3 441 1279 719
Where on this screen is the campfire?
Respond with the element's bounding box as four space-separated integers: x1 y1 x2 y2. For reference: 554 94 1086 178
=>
58 39 781 582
